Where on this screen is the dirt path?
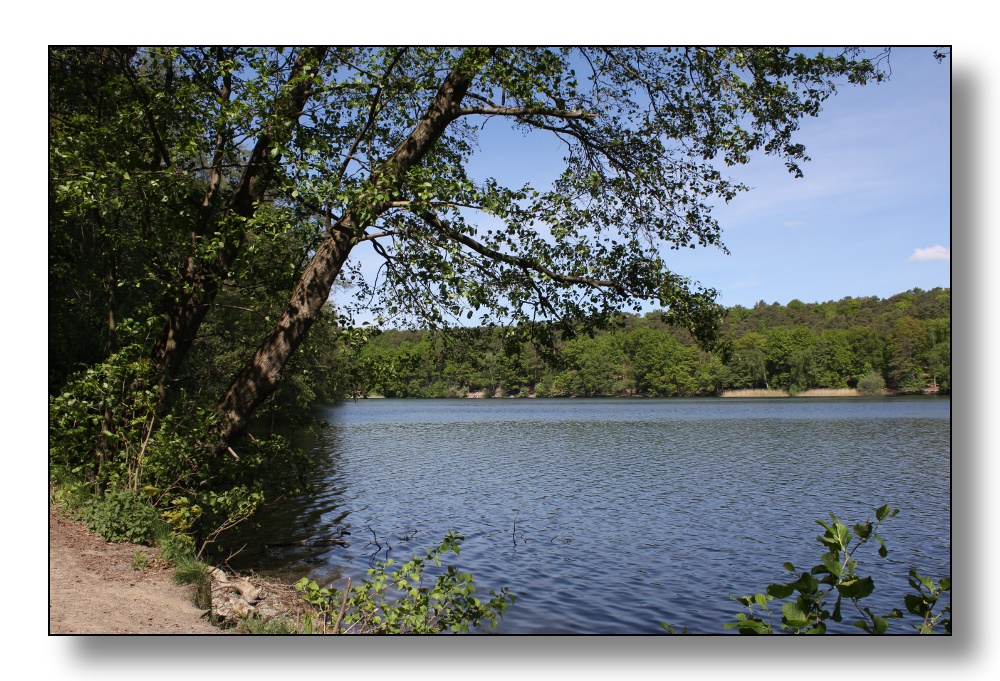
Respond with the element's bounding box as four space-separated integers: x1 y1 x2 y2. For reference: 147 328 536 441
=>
49 504 223 634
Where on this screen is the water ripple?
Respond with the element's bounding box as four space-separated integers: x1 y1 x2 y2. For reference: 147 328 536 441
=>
228 397 950 634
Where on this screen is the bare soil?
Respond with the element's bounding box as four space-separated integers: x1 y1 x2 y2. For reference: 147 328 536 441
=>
49 503 224 634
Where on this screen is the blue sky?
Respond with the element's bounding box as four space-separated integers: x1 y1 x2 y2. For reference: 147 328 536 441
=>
699 47 951 308
338 48 950 322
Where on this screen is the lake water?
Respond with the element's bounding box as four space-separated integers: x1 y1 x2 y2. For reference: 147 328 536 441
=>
227 397 951 634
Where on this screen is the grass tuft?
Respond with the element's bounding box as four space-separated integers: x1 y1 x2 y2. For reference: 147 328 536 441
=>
234 615 301 634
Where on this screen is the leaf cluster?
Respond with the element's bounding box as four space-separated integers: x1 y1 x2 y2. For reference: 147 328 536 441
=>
49 331 312 549
718 505 950 635
295 531 515 634
905 570 951 634
76 488 164 545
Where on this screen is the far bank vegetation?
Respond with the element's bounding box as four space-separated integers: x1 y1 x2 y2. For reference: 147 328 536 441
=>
339 288 950 400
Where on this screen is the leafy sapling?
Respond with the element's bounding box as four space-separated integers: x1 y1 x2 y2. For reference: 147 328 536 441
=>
718 505 950 634
295 531 515 634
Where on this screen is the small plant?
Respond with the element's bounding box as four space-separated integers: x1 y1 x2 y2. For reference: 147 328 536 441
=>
234 615 300 634
77 489 163 544
715 505 951 635
173 561 212 610
295 531 515 634
905 570 951 634
156 530 198 566
857 371 886 396
131 550 149 571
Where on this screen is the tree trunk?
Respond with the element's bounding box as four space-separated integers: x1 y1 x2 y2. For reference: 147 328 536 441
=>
150 264 220 404
213 54 482 448
149 47 329 407
215 225 356 446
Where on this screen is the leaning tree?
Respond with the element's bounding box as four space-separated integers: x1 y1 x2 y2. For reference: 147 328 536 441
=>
50 46 889 453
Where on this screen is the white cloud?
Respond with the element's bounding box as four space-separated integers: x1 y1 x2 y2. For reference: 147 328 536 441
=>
783 220 806 229
907 245 950 262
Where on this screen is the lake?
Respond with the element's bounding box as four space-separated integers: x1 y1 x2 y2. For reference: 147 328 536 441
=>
226 397 951 634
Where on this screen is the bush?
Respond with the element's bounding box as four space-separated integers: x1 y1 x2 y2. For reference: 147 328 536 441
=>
857 371 886 396
234 616 300 634
77 489 163 544
156 530 198 565
49 331 314 548
295 531 515 634
709 505 950 635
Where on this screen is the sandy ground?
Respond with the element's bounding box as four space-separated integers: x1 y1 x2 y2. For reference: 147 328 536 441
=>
49 503 223 635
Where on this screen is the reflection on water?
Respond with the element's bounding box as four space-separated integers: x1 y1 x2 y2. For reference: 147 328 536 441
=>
224 397 951 634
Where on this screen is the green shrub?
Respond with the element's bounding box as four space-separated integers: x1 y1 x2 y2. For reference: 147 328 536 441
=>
234 616 300 634
714 505 950 635
857 371 886 396
49 336 310 548
296 531 514 634
156 530 198 566
131 550 149 571
77 489 163 544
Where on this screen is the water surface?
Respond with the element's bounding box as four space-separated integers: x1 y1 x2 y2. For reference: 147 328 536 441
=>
228 397 951 634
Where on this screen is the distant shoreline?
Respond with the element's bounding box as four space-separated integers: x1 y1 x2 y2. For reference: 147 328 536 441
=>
345 390 947 400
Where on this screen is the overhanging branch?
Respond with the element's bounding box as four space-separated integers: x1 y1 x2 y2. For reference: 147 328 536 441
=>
419 210 627 296
458 105 595 121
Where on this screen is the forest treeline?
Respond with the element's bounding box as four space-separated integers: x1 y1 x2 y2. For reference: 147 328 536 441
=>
336 287 951 399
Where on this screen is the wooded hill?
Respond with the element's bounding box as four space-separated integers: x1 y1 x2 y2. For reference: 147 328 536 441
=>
336 287 951 399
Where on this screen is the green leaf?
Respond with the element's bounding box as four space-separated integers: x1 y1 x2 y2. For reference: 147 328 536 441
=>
766 583 794 599
781 601 810 628
904 593 927 616
821 552 843 578
791 573 819 595
836 574 872 600
853 576 876 600
723 619 772 634
914 572 935 592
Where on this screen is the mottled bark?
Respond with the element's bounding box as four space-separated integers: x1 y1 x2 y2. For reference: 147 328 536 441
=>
215 224 356 444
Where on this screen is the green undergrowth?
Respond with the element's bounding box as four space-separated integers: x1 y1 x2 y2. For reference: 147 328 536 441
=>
48 339 316 557
294 531 515 634
233 615 301 634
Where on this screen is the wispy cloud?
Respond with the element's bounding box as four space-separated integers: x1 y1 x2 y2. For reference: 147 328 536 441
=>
783 220 806 229
907 245 950 262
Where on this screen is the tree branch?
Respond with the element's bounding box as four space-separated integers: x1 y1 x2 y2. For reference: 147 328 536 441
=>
458 105 594 120
337 47 408 183
195 47 235 235
419 211 627 295
356 229 402 243
114 47 174 169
